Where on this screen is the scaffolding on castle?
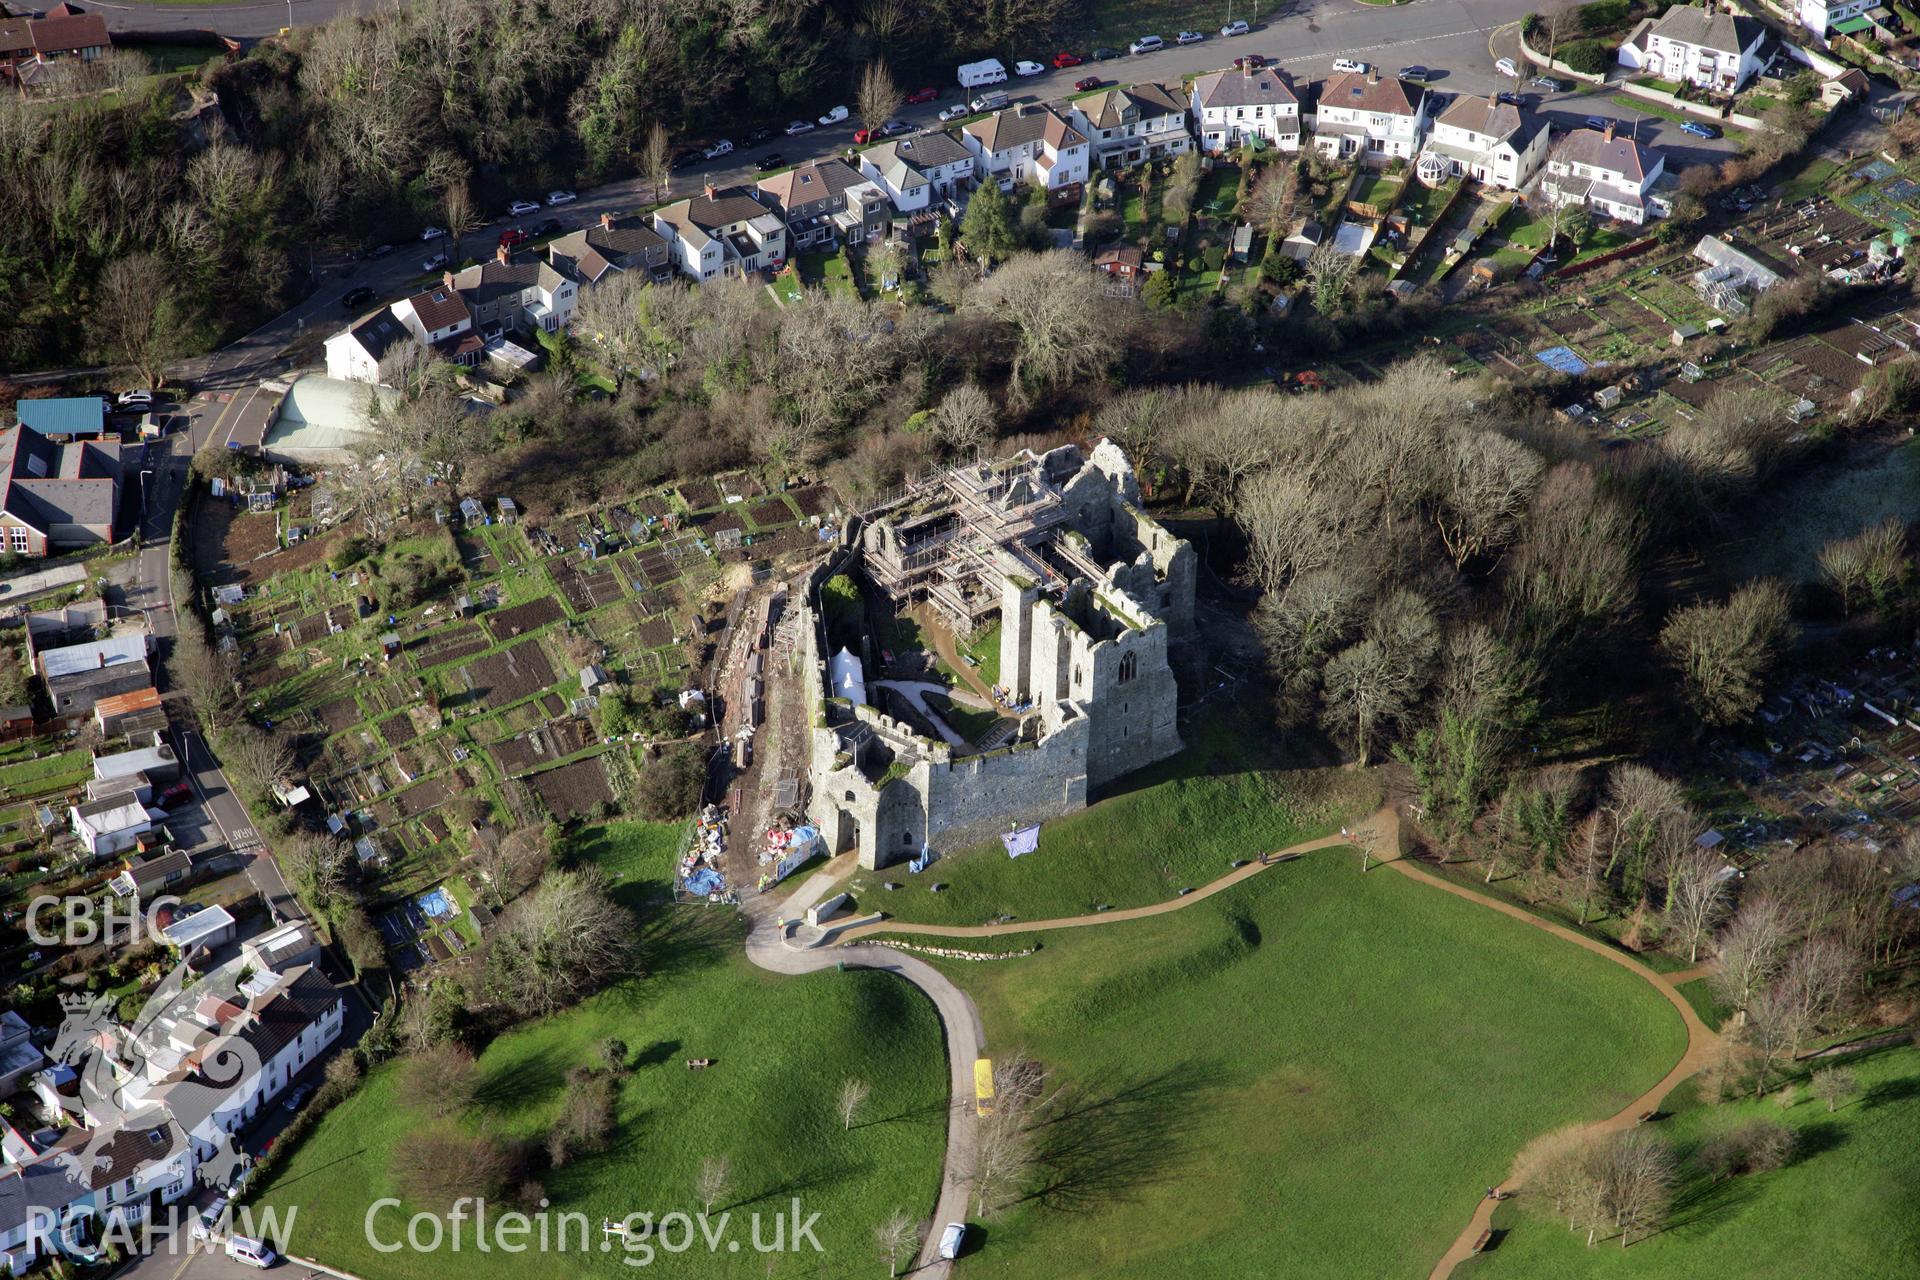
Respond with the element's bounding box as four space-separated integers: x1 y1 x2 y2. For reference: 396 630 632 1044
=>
860 457 1075 637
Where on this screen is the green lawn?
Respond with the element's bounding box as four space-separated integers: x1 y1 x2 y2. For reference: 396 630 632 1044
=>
1675 976 1733 1032
959 619 1002 688
254 822 949 1278
1465 1046 1920 1277
860 716 1380 926
923 852 1689 1278
1715 439 1920 583
0 748 90 796
1779 154 1841 204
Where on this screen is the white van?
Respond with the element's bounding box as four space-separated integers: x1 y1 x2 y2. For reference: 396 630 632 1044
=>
969 90 1010 113
938 1223 967 1261
1332 57 1369 75
957 58 1008 89
225 1235 278 1268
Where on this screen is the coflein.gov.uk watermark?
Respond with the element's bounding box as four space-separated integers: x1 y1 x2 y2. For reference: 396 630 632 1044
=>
366 1198 824 1267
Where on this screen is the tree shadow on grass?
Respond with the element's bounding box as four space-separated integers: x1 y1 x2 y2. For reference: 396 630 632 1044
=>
859 1095 955 1130
632 1039 683 1069
1015 1059 1231 1212
1863 1076 1920 1109
474 1045 571 1109
733 1160 871 1213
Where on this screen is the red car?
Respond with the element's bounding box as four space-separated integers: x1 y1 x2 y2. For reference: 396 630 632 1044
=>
905 86 939 104
1233 53 1268 69
1075 75 1102 91
1052 51 1084 68
498 227 529 249
854 127 874 144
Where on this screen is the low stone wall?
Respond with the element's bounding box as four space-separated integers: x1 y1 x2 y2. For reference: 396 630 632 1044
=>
869 939 1041 960
1518 30 1610 86
1616 79 1766 130
1555 236 1660 279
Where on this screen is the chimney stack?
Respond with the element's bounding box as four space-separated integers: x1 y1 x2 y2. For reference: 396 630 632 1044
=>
442 270 456 291
1603 119 1616 142
1369 66 1379 84
496 243 511 265
600 211 614 231
703 181 719 200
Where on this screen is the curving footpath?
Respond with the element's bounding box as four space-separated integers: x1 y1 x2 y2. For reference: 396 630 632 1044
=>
743 860 985 1277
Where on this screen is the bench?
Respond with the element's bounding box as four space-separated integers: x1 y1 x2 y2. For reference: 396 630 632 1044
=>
687 1058 714 1070
1471 1229 1493 1255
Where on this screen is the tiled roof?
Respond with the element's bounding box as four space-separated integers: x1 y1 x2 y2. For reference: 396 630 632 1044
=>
0 425 119 535
1191 66 1298 110
449 255 573 304
1649 5 1764 55
1552 126 1660 182
347 306 409 362
964 104 1087 155
404 286 469 334
1318 71 1424 117
757 157 866 209
1077 80 1187 129
29 11 108 54
547 216 666 273
1437 95 1545 148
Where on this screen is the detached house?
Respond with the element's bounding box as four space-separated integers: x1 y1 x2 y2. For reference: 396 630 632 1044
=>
1190 65 1301 154
448 250 579 337
757 158 893 251
546 213 673 285
1542 125 1673 224
1312 70 1430 164
0 422 122 558
1419 95 1551 190
1069 81 1194 168
391 285 481 368
324 306 411 385
961 104 1090 196
653 184 788 282
859 133 976 229
1620 5 1767 92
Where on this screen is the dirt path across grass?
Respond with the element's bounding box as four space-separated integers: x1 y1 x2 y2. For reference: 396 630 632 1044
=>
818 803 1723 1279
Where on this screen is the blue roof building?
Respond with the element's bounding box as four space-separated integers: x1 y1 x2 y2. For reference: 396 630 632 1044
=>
15 397 104 438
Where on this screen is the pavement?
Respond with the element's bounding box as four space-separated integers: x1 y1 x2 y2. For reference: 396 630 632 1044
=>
746 858 985 1278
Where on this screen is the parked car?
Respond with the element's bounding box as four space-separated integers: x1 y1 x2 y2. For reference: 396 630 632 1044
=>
190 1199 228 1242
116 389 153 408
1530 75 1568 91
1399 65 1430 82
340 285 375 311
745 125 777 144
1074 75 1102 91
1221 19 1250 36
1090 46 1122 60
1177 30 1205 44
880 118 914 136
368 243 394 258
1014 59 1045 76
756 152 785 171
284 1084 316 1113
938 103 970 121
1234 53 1268 69
225 1236 277 1270
419 225 446 241
1496 91 1524 105
533 217 562 236
1331 57 1368 75
506 199 539 217
785 119 816 134
1585 115 1609 130
905 86 940 103
818 104 849 125
1128 35 1164 54
937 1223 967 1262
421 252 448 271
671 149 702 170
1051 51 1083 68
1680 120 1720 139
498 227 530 249
546 189 577 205
705 138 734 158
970 90 1010 112
853 126 876 144
1494 56 1519 77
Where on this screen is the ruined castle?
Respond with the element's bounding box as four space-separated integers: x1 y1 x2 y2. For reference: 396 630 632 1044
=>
798 441 1194 870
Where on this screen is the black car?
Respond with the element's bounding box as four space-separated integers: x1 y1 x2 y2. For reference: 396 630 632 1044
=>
756 153 785 171
533 218 563 236
340 286 376 311
1090 46 1122 60
1496 91 1523 105
671 149 703 170
745 126 776 145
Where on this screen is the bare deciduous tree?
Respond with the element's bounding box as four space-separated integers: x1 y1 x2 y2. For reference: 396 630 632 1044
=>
643 122 671 202
873 1208 919 1277
1810 1065 1858 1113
1710 896 1794 1024
968 251 1118 407
404 1042 478 1117
931 382 997 458
1430 429 1544 569
1665 848 1731 964
1659 580 1792 728
483 868 635 1017
89 253 185 388
857 60 904 133
838 1077 872 1131
1319 591 1440 765
695 1155 732 1214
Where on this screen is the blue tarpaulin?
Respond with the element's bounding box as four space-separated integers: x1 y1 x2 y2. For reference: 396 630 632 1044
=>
1534 345 1589 376
1001 825 1041 859
684 867 725 896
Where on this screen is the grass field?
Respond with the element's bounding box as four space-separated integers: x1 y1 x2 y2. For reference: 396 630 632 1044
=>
0 748 90 796
255 822 948 1277
1463 1046 1920 1278
1716 439 1920 583
923 852 1688 1278
859 717 1380 926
